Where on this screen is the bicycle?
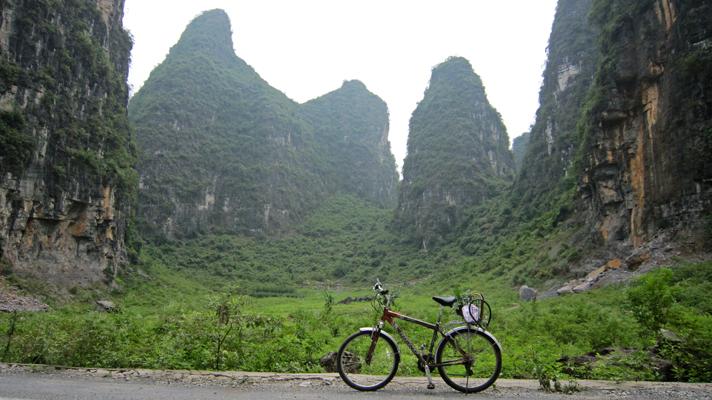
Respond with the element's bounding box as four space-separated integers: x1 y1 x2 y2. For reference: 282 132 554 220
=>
336 280 502 393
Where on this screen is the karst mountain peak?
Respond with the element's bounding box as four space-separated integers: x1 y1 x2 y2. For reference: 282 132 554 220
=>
396 55 514 249
130 10 398 240
169 9 237 62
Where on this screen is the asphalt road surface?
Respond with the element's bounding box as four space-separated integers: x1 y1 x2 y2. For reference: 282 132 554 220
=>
1 364 710 400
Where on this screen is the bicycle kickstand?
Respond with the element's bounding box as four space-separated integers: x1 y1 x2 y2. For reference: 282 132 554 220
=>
423 365 435 389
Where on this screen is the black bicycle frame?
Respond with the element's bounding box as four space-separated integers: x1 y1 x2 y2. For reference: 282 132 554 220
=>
376 305 465 369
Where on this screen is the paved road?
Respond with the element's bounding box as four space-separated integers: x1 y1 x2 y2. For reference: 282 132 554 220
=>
1 364 710 399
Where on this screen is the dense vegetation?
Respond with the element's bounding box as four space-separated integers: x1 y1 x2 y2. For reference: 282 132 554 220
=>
301 80 399 209
3 249 710 381
130 10 397 240
138 195 421 296
396 57 514 249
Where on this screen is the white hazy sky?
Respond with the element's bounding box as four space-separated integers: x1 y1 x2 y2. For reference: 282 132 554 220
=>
123 0 558 172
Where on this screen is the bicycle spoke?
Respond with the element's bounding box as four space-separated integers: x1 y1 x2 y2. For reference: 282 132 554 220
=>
337 331 399 391
436 329 501 393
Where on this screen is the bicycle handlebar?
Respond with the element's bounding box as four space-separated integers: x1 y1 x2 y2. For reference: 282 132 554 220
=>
373 279 388 295
373 279 393 309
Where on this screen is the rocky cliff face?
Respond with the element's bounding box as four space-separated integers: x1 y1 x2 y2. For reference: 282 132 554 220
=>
512 0 598 211
578 0 712 246
130 10 398 240
0 0 135 288
395 57 514 249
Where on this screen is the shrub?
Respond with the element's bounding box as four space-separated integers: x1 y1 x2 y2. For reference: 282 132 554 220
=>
627 268 674 333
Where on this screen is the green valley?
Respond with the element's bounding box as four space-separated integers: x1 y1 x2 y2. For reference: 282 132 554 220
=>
1 0 711 388
2 192 711 381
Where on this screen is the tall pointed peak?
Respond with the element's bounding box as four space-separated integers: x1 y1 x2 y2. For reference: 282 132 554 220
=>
170 9 235 61
430 56 483 88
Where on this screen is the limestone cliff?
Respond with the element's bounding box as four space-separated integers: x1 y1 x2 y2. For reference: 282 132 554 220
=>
395 57 514 249
578 0 712 246
0 0 135 289
512 0 598 212
130 10 398 239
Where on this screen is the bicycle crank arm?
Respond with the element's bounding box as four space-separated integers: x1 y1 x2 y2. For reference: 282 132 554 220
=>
423 364 435 390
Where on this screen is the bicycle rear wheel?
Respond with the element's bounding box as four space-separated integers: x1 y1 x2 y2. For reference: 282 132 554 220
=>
336 329 399 391
435 327 501 393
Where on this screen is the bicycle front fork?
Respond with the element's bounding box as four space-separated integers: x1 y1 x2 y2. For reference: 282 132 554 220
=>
365 321 385 364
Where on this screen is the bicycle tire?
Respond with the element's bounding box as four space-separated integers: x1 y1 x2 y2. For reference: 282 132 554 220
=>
336 329 400 391
435 326 502 393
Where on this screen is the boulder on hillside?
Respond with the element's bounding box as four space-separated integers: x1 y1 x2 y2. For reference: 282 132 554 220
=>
96 300 118 313
519 285 538 301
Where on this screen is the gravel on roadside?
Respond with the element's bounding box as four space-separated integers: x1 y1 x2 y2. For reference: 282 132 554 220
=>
1 363 710 400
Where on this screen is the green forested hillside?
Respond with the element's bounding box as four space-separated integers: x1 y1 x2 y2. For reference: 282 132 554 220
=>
130 10 397 240
395 57 514 249
129 10 319 239
301 81 399 209
139 195 419 296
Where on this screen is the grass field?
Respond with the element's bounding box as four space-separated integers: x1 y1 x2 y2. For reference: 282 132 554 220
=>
2 258 710 382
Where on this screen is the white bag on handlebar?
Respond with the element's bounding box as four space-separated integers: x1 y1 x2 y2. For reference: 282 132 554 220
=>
461 304 480 324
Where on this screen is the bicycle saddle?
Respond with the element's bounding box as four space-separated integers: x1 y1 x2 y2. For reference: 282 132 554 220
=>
432 296 456 307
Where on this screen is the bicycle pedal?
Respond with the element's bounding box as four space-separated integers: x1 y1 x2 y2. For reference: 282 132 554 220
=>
427 383 435 390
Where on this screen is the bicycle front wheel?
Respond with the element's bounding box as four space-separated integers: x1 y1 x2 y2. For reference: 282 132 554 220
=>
435 327 502 393
336 329 400 391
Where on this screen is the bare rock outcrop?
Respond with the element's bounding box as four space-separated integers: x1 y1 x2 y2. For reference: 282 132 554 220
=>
0 0 135 290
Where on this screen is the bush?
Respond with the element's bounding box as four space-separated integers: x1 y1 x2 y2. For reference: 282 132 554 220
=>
661 308 712 382
625 263 712 381
627 269 674 333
